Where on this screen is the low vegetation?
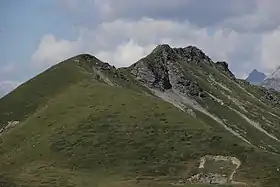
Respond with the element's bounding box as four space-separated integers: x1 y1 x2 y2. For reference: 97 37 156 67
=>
1 46 280 186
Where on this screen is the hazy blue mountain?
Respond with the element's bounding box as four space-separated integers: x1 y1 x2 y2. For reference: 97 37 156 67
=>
246 69 266 85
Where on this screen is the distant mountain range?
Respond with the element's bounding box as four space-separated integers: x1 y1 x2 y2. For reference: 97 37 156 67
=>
246 69 267 85
246 67 280 91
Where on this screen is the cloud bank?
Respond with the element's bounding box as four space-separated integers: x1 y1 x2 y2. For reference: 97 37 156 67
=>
31 0 280 79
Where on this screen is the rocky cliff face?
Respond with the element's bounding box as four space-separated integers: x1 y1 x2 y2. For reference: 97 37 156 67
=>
130 44 280 156
127 45 280 186
130 44 235 98
215 61 235 79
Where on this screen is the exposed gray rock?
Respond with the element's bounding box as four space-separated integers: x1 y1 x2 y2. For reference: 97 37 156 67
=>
150 44 213 65
0 121 19 135
167 61 203 97
259 87 280 106
130 44 204 97
188 173 228 184
215 61 235 79
262 78 280 91
183 46 212 64
187 155 242 185
80 54 116 71
131 59 172 91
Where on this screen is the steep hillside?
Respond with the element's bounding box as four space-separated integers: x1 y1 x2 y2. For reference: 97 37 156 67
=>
0 54 143 129
1 45 280 187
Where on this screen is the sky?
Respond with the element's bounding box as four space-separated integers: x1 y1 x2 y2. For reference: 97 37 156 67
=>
1 0 280 96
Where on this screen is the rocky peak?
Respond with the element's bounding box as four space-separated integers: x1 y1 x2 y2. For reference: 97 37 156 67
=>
215 61 235 79
246 69 266 85
183 46 212 62
75 54 116 72
130 45 205 97
150 44 213 64
150 44 180 62
152 44 173 54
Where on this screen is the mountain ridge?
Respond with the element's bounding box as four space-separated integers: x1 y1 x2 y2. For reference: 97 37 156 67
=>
262 66 280 91
1 44 280 186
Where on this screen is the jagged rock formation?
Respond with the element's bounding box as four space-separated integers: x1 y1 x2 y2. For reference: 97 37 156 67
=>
130 44 225 97
215 61 235 79
131 45 280 160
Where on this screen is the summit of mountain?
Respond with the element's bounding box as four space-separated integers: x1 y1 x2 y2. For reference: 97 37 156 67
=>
1 45 280 186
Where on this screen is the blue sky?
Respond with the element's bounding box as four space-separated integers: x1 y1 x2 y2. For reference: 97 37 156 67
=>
0 1 76 80
1 0 280 96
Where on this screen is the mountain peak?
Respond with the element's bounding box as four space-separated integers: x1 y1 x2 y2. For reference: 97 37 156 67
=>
246 69 266 85
153 44 172 52
72 53 116 72
215 61 235 79
3 43 280 186
150 44 212 64
131 44 237 92
183 45 206 56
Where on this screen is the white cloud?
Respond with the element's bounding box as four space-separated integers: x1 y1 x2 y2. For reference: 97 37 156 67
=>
95 40 156 67
32 19 245 65
223 0 280 32
32 18 270 77
60 0 254 28
60 0 95 9
31 34 81 69
1 64 15 74
0 80 21 97
261 27 280 73
39 0 280 79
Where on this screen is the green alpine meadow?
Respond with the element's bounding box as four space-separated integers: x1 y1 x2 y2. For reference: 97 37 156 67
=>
1 45 280 187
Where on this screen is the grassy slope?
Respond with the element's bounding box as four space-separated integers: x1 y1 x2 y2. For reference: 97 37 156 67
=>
0 55 95 128
0 55 280 186
2 79 277 187
179 61 280 150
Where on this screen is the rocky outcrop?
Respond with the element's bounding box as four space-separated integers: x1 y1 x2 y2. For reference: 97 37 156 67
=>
183 46 212 64
166 61 203 97
75 54 116 72
215 61 235 79
187 155 242 185
130 60 172 91
130 44 204 97
188 173 228 184
259 87 280 106
0 121 19 135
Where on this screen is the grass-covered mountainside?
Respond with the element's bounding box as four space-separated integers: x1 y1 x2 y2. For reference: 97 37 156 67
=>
1 45 280 187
